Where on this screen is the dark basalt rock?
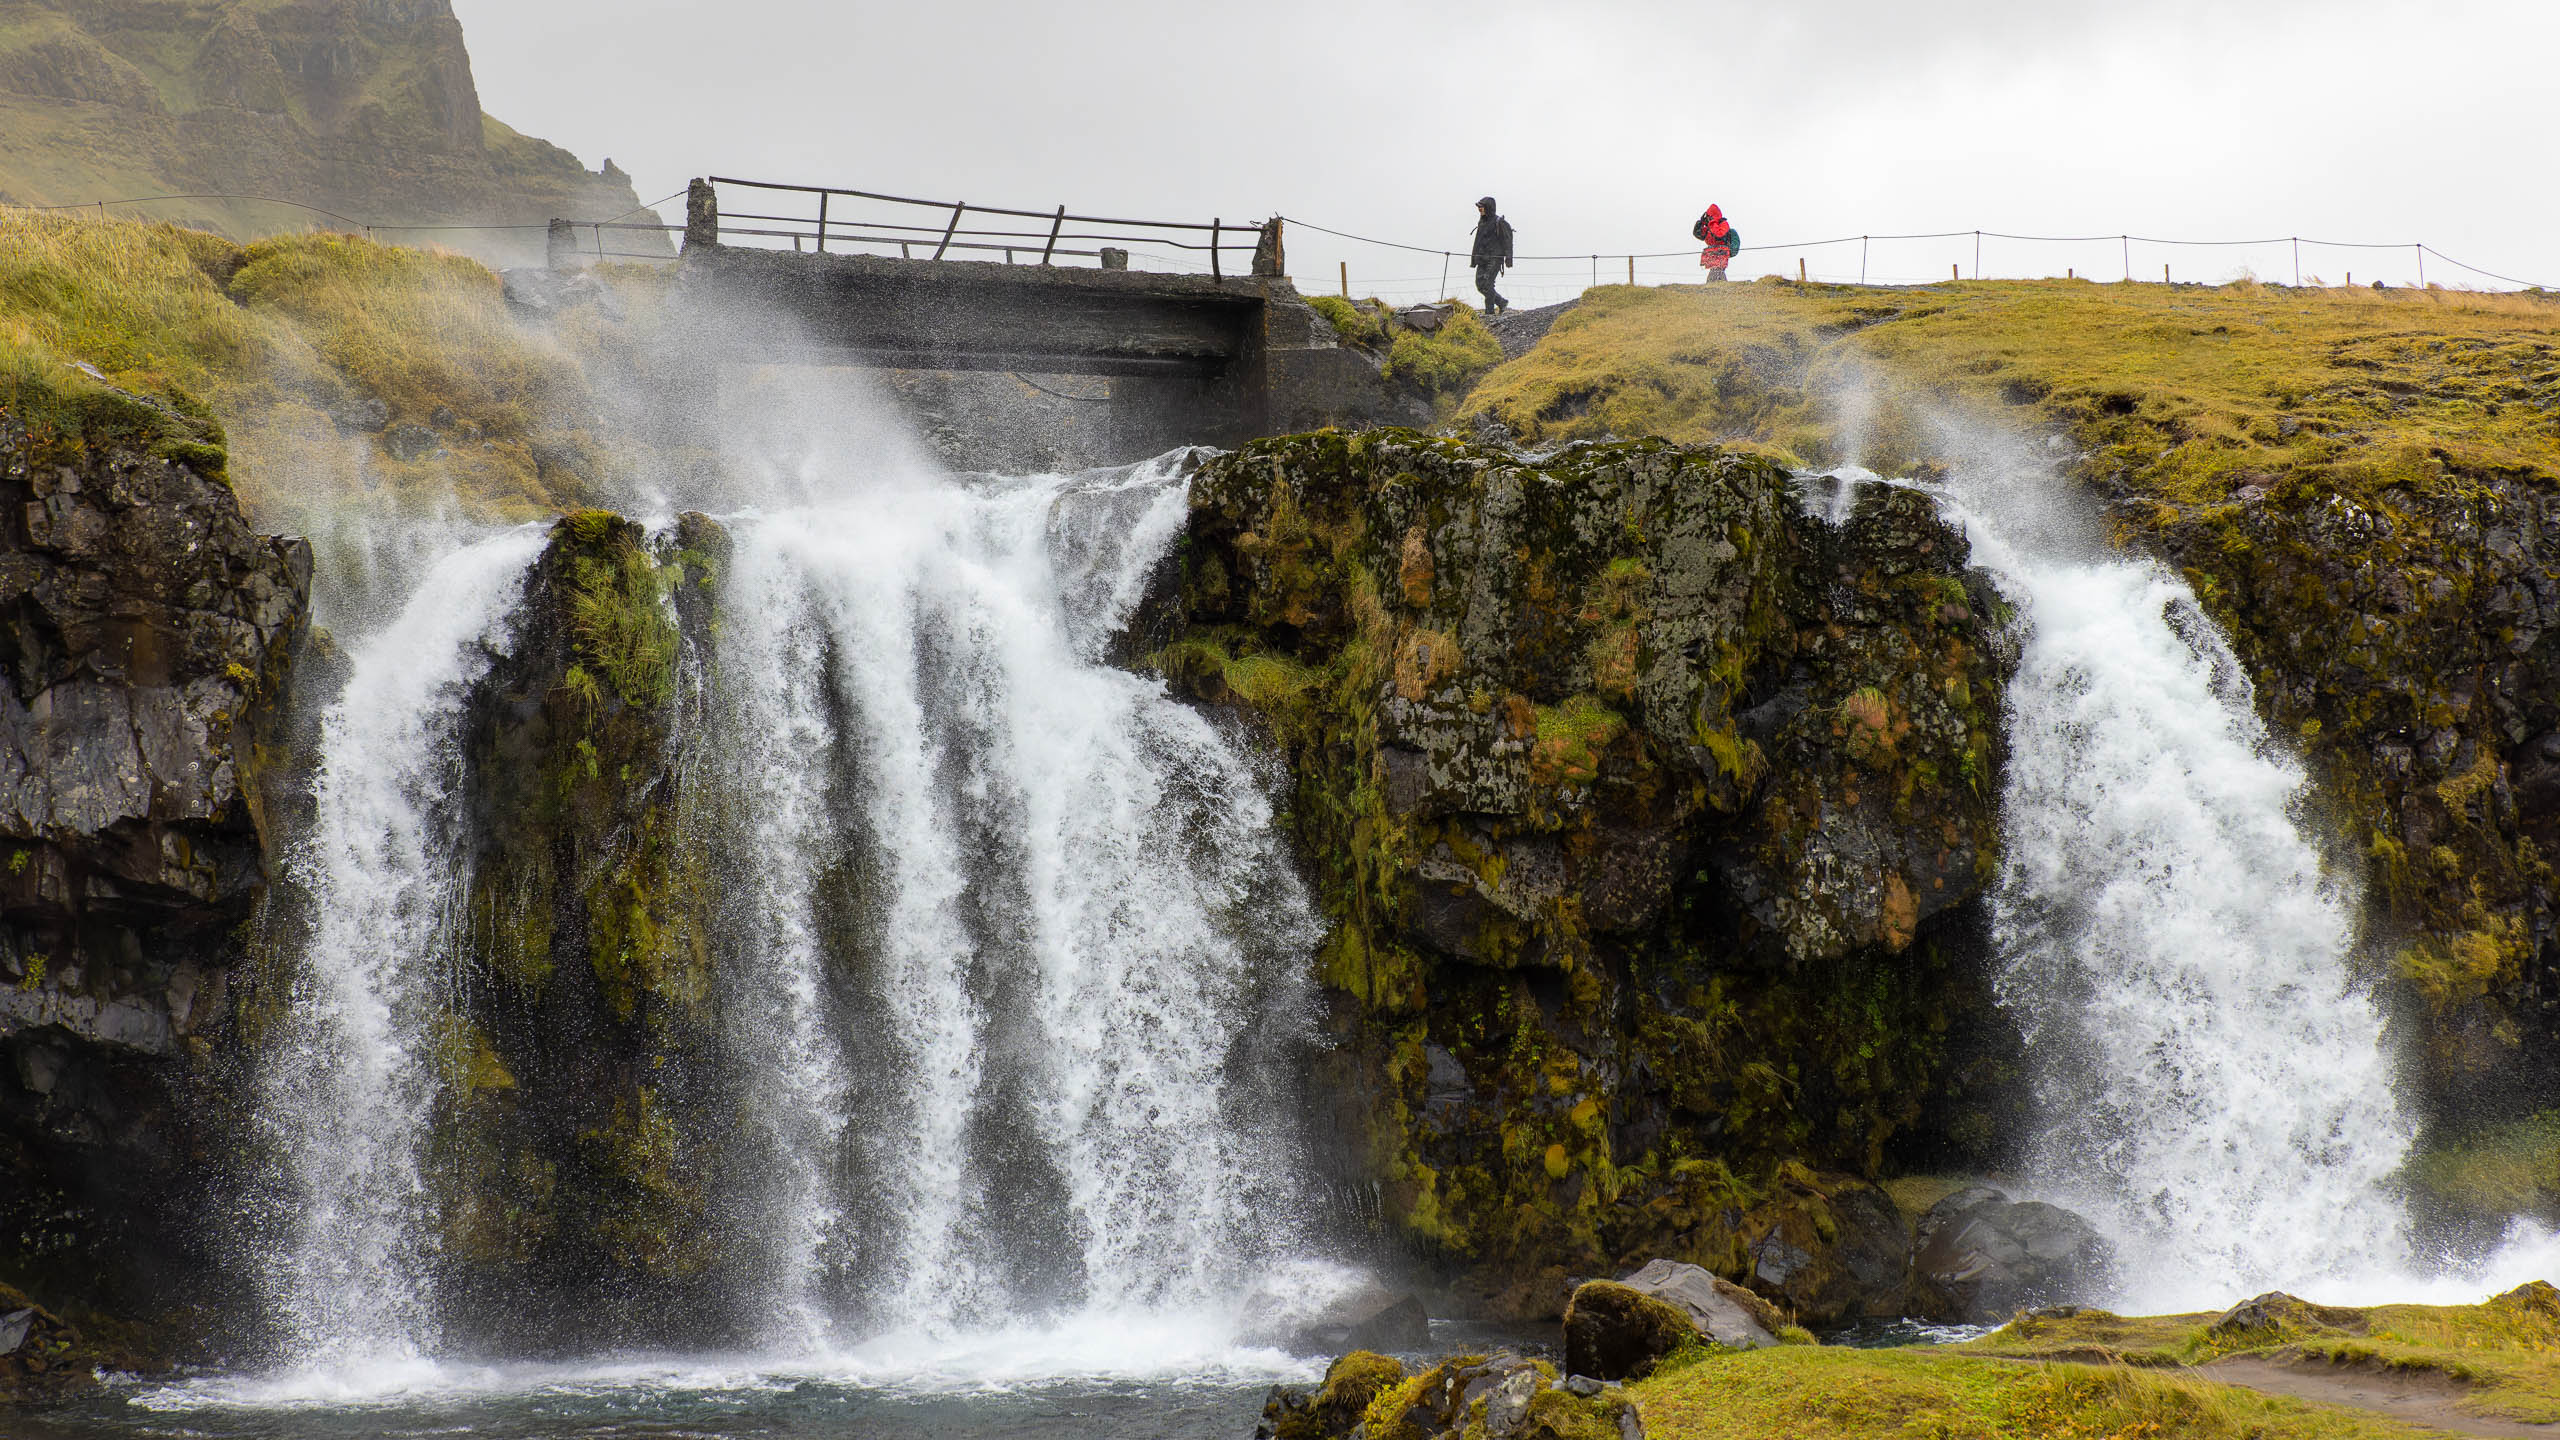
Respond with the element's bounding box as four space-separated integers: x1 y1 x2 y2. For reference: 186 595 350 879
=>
0 379 310 1379
1909 1186 2115 1324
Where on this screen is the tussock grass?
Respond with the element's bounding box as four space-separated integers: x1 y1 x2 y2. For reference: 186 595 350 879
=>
1957 1283 2560 1424
0 205 606 519
1630 1345 2432 1439
1465 277 2560 510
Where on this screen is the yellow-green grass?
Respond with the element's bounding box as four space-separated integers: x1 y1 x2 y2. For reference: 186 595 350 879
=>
1628 1345 2436 1440
1464 277 2560 511
0 205 606 520
1957 1285 2560 1424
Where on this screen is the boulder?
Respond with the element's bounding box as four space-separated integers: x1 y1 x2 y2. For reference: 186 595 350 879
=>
1743 1176 1914 1323
2209 1291 2364 1339
1242 1275 1431 1356
1909 1187 2115 1323
1618 1258 1786 1349
1256 1349 1404 1440
1563 1280 1700 1381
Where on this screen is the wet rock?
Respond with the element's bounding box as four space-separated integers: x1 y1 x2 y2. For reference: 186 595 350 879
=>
382 422 439 461
0 380 309 1340
1564 1279 1704 1380
1616 1258 1785 1349
1910 1187 2115 1323
1742 1177 1912 1323
1258 1349 1404 1439
1247 1278 1431 1355
330 393 390 432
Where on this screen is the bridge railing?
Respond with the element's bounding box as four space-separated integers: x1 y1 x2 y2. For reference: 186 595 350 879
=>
689 177 1273 278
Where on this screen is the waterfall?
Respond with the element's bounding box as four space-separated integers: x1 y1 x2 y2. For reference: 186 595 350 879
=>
1893 426 2418 1311
252 527 549 1367
712 454 1318 1349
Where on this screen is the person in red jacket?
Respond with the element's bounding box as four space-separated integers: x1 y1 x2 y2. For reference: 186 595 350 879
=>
1693 203 1741 282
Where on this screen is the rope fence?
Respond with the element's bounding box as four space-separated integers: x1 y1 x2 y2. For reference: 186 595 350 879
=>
1279 215 2556 307
15 187 2553 301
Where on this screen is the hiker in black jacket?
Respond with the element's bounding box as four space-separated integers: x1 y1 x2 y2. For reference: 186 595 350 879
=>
1471 197 1514 314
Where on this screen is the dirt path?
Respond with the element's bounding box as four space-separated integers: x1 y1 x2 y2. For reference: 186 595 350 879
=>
2196 1356 2559 1438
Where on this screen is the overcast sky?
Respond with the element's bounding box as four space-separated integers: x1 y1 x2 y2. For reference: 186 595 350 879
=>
456 0 2560 305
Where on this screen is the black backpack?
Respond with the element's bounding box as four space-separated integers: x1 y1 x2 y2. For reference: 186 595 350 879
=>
1693 213 1740 252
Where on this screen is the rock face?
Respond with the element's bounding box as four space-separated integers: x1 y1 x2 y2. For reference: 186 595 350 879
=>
1909 1185 2115 1323
0 376 307 1356
1158 431 2027 1320
430 509 730 1349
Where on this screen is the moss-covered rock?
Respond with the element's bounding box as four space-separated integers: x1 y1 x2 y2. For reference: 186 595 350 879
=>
1159 429 2025 1321
434 510 730 1346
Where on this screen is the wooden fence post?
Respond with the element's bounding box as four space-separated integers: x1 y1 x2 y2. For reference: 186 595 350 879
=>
1340 260 1348 297
1798 258 1806 282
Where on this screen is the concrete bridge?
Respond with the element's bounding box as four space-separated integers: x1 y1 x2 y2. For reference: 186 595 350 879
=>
668 177 1414 459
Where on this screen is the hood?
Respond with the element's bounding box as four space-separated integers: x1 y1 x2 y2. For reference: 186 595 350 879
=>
1478 196 1498 212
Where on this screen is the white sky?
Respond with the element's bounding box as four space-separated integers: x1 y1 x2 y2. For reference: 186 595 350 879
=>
456 0 2560 305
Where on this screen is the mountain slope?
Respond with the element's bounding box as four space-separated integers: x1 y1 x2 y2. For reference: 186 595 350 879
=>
0 0 663 267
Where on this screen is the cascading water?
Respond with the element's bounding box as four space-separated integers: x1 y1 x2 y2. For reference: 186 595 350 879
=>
1877 424 2418 1310
249 527 549 1369
712 454 1319 1351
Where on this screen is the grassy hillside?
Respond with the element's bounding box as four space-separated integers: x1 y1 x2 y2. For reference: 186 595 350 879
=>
1627 1283 2560 1439
1464 277 2559 497
0 0 660 267
0 205 637 525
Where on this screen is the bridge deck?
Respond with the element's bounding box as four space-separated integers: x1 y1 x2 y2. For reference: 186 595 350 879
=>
678 246 1269 379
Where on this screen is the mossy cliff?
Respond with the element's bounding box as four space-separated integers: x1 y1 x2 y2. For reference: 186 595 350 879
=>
433 508 729 1347
0 362 310 1376
1156 429 2023 1320
1460 278 2560 1225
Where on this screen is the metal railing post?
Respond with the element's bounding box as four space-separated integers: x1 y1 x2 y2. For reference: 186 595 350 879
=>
683 178 718 251
933 201 966 260
816 191 828 254
1041 205 1065 265
1211 217 1222 278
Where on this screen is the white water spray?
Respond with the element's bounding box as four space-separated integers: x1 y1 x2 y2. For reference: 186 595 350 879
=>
712 452 1318 1350
253 527 548 1366
1875 424 2417 1310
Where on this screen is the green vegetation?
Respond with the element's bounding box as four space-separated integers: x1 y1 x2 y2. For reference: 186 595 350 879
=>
1464 277 2560 502
1955 1283 2560 1425
1628 1345 2433 1440
0 206 613 519
1385 304 1505 399
2412 1111 2560 1220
